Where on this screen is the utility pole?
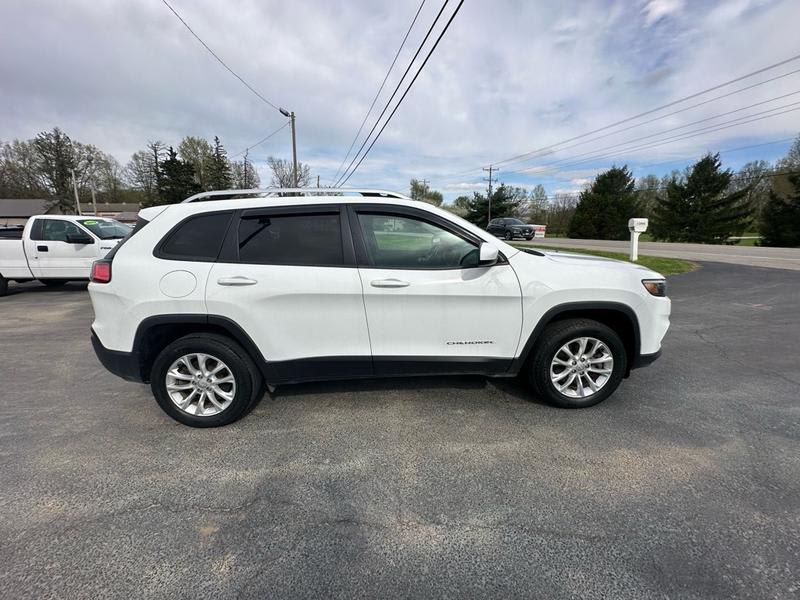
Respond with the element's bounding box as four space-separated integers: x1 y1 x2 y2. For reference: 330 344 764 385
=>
280 108 298 187
316 175 320 188
90 184 98 216
483 165 497 224
70 169 82 215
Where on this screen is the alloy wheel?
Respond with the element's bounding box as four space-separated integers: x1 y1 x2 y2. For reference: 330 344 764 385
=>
549 336 614 399
165 353 237 416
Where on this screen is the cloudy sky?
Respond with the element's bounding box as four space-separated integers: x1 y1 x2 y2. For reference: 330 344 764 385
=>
1 0 799 199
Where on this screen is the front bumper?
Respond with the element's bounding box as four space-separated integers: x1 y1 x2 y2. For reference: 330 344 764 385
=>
91 330 145 382
631 349 662 370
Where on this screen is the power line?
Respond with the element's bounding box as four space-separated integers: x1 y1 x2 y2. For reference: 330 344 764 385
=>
444 52 800 179
229 122 290 159
490 52 800 168
337 0 465 187
329 0 427 185
334 0 454 187
161 0 283 114
504 96 800 176
493 69 800 172
502 105 800 179
502 108 800 181
630 137 796 171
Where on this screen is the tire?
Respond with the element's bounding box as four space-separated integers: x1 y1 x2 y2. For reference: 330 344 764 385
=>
41 279 67 288
0 275 7 297
525 236 533 241
528 318 627 408
504 230 513 241
150 333 264 427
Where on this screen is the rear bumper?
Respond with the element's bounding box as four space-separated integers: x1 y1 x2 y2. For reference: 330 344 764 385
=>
91 330 145 382
631 349 662 370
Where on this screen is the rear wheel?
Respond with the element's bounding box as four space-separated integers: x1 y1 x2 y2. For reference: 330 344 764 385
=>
528 319 626 408
150 333 263 427
0 275 7 297
40 279 67 288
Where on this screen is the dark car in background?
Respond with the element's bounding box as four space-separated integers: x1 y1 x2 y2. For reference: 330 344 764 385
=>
487 217 535 240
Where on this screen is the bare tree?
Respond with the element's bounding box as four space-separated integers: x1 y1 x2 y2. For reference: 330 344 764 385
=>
267 156 311 188
546 193 579 236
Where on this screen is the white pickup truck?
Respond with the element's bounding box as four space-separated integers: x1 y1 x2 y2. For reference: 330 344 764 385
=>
0 215 130 296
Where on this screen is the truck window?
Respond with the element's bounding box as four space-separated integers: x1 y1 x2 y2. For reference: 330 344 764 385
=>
39 219 82 242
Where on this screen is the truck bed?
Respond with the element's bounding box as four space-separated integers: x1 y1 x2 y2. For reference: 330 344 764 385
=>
0 237 34 279
0 226 24 240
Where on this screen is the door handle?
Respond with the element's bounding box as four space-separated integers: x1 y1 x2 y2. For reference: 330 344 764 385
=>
37 245 48 252
371 278 410 288
217 276 257 286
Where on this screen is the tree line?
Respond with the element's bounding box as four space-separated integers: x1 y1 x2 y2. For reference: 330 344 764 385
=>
0 127 314 209
424 134 800 247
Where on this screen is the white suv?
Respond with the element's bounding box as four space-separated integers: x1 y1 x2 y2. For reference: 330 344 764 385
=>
88 189 670 427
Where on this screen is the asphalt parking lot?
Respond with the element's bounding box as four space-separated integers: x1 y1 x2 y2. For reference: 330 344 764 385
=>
1 262 798 599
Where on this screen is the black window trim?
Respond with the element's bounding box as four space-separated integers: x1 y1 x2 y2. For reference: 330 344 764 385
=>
216 204 355 268
154 210 235 263
346 203 507 271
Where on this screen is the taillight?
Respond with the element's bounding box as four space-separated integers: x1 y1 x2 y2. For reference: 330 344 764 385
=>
91 260 112 283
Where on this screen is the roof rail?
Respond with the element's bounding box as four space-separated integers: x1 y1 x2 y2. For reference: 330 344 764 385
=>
181 188 410 203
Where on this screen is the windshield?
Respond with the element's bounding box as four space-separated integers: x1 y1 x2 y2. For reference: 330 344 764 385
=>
78 219 131 239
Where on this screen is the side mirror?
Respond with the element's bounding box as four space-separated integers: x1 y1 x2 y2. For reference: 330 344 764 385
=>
478 242 499 266
66 233 94 245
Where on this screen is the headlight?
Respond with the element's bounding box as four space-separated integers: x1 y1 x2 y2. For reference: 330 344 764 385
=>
642 279 667 297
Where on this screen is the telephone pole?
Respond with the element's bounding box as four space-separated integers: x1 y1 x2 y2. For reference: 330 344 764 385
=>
70 169 82 215
483 165 498 224
280 108 298 187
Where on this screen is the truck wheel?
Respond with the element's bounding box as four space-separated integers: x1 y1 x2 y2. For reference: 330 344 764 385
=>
41 279 67 288
528 318 627 408
150 333 263 427
0 275 8 297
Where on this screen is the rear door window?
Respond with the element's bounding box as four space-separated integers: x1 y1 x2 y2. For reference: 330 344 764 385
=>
237 213 343 266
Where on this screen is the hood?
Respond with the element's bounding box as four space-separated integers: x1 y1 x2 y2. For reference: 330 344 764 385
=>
530 249 663 278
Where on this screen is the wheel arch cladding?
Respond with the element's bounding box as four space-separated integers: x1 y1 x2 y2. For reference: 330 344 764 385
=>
512 302 640 376
133 314 271 383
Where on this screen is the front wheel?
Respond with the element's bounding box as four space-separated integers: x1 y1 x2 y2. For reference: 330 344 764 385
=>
0 275 8 297
528 319 627 408
504 231 513 241
150 333 263 427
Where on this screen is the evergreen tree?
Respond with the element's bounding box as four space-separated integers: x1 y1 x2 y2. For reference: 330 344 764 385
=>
157 146 200 204
206 136 233 190
651 153 751 243
568 166 639 240
759 173 800 247
464 184 523 226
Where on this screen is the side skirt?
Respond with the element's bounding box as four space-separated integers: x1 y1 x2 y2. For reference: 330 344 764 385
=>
265 356 513 385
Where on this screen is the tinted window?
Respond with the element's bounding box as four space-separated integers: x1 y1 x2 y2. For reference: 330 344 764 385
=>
160 212 232 261
29 219 44 240
357 213 478 269
40 219 84 242
237 213 343 266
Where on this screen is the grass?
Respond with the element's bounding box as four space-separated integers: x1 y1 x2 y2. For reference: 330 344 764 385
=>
516 245 696 276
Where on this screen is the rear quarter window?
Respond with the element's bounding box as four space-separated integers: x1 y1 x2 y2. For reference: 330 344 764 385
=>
157 212 233 261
